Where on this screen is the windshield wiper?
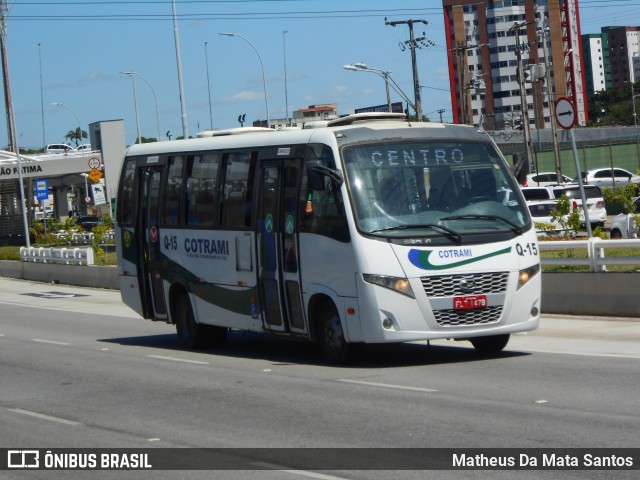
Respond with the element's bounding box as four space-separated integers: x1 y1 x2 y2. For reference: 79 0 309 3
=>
440 214 523 234
370 223 462 243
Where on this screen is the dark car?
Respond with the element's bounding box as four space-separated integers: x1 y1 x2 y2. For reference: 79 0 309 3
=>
76 215 100 232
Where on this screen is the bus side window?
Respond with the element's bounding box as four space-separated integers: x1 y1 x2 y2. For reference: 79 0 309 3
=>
299 164 350 243
163 155 184 226
186 153 220 227
220 152 254 228
118 157 138 226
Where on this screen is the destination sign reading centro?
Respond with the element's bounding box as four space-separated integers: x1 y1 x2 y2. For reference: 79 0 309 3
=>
348 142 498 168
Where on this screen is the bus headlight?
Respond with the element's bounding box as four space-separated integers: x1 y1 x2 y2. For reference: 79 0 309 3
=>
517 264 540 290
363 274 415 298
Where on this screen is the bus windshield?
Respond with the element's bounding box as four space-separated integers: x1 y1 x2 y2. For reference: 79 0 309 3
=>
342 140 529 239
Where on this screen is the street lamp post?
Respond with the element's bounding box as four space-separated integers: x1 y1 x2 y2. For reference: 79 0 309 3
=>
50 102 82 147
219 32 270 128
120 72 141 144
343 63 392 112
121 71 161 142
631 81 638 126
283 30 290 125
343 63 417 114
204 42 213 131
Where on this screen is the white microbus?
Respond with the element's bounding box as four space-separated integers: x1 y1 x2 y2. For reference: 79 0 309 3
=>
115 113 540 363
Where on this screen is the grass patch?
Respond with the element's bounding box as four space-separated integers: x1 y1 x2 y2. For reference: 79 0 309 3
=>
0 246 21 261
541 246 640 272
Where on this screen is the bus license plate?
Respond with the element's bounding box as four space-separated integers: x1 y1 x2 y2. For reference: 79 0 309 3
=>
453 295 487 310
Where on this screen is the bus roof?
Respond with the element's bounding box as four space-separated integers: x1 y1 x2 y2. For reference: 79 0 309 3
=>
124 114 491 157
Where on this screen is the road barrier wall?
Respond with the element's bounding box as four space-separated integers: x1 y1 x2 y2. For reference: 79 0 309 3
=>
0 261 638 318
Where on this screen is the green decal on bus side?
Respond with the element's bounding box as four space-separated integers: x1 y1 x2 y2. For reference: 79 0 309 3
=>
408 246 511 270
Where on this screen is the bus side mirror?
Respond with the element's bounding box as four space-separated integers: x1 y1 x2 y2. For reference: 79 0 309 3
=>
307 164 344 190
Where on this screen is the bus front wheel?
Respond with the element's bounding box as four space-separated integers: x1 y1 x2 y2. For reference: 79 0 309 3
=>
470 334 510 354
175 294 207 349
317 304 350 364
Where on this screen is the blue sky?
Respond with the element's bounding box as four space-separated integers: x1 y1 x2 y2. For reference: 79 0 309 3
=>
3 0 640 149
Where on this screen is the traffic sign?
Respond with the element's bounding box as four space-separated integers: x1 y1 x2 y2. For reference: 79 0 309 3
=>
34 179 48 201
88 157 101 169
555 97 576 130
88 168 103 183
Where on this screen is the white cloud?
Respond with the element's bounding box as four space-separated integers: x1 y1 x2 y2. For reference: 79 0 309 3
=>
220 90 263 103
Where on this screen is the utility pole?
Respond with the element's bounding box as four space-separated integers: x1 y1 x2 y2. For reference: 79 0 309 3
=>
509 21 535 174
452 41 478 125
1 0 30 246
1 0 15 151
385 18 430 121
538 26 563 183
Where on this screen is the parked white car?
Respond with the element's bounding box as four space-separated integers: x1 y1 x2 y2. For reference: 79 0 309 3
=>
520 186 556 202
528 201 570 237
609 197 640 239
551 185 607 228
76 144 93 152
522 172 572 187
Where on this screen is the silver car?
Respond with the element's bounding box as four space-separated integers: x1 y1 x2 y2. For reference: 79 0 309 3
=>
574 168 640 189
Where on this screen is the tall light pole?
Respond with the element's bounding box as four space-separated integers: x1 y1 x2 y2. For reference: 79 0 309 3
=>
343 63 392 112
342 63 416 114
219 32 270 128
38 43 46 151
172 0 189 139
283 30 290 125
2 0 29 246
204 41 213 130
119 72 141 144
51 102 82 147
631 81 638 126
121 70 161 142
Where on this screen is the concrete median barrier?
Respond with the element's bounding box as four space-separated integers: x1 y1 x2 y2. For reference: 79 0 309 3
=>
1 260 639 318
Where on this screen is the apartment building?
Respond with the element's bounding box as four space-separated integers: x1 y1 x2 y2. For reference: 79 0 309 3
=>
442 0 588 129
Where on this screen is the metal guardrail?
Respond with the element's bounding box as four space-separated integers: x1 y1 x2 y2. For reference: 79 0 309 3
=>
20 247 95 266
539 238 640 272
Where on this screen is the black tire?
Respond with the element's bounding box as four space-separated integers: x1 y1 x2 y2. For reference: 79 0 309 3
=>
317 304 350 364
174 294 208 349
203 324 228 348
610 229 622 239
470 334 510 354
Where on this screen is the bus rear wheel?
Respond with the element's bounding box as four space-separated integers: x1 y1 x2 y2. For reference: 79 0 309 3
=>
317 304 350 364
470 334 510 354
175 294 208 349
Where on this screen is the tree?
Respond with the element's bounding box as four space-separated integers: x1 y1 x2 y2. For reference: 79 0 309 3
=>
587 80 639 126
64 127 88 146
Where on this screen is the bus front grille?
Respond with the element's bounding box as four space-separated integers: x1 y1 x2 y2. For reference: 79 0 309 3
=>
421 272 508 297
433 306 503 327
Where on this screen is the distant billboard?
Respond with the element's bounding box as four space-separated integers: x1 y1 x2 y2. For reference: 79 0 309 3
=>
354 102 404 114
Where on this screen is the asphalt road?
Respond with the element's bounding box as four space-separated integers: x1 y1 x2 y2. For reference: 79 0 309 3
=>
0 278 638 480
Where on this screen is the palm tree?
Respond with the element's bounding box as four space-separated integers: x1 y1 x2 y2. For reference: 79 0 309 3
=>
64 127 88 147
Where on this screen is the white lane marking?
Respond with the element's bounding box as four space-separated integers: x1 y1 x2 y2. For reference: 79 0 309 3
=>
512 347 640 360
337 379 438 393
10 408 81 426
31 338 71 346
253 462 349 480
147 355 209 365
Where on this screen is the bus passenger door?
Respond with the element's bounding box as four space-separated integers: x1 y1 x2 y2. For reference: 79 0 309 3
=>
256 160 307 336
137 166 168 320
